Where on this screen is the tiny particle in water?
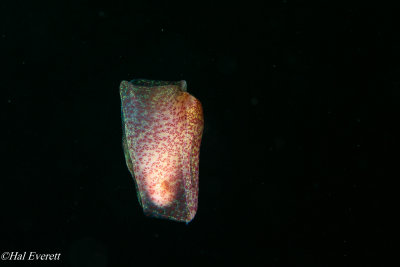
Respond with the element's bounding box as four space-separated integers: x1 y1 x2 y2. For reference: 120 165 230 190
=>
8 99 11 103
251 97 258 106
161 28 164 32
272 64 277 68
98 11 105 17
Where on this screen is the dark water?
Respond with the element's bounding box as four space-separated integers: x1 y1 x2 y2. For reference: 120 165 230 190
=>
1 3 394 267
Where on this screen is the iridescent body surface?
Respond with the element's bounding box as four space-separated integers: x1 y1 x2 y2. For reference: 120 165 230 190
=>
120 79 204 223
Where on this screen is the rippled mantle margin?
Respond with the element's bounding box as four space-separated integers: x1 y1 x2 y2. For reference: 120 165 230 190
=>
120 79 204 223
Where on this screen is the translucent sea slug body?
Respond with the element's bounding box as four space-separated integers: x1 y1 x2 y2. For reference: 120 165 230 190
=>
120 79 204 223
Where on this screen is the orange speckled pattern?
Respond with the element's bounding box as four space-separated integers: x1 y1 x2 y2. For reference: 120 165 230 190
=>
120 79 204 223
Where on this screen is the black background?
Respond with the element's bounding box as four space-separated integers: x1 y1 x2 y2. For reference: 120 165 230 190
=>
1 2 395 267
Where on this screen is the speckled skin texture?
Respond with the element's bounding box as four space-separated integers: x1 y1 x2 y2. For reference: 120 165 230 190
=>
120 79 204 223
